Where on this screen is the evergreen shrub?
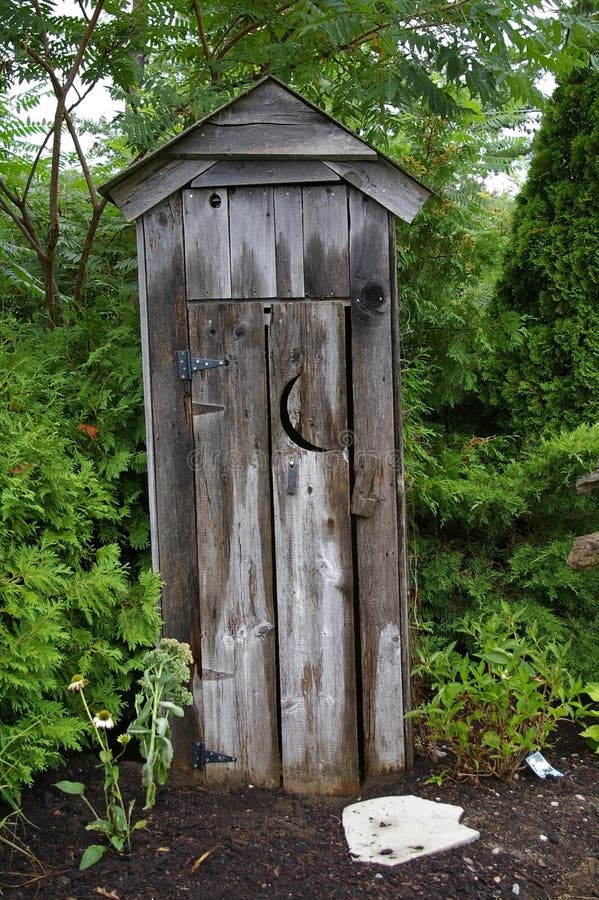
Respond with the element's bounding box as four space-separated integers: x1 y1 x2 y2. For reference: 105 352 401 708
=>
0 307 161 803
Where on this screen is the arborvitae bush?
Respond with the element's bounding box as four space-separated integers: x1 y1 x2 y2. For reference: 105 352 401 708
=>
485 65 599 435
0 307 161 802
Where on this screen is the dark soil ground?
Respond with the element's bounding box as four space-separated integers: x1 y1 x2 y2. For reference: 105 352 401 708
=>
2 722 598 899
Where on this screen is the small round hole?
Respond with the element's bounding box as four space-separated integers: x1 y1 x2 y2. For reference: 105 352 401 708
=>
209 193 222 209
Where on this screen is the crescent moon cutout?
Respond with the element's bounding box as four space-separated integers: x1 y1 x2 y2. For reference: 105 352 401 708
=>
280 374 328 453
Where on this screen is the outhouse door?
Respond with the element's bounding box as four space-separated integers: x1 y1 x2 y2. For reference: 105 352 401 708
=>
174 182 409 796
188 299 357 795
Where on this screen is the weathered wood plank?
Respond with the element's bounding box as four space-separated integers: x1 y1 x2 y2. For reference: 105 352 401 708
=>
214 79 324 126
576 466 599 494
388 214 413 767
229 187 277 298
164 126 375 159
136 220 158 574
189 302 279 787
183 188 232 300
167 84 377 162
274 186 305 298
112 159 217 222
324 159 431 224
269 301 359 796
349 188 406 775
303 185 349 297
190 160 340 188
567 532 599 570
142 195 201 762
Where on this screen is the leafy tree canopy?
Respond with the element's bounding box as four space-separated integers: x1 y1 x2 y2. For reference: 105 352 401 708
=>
0 0 597 324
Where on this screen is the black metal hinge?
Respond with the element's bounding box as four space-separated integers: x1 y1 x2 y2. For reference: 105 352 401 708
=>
192 741 237 770
177 350 228 381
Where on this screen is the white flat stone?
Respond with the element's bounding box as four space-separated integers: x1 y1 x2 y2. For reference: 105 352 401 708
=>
342 795 480 866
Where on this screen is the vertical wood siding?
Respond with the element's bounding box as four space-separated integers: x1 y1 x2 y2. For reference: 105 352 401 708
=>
269 302 359 796
188 302 279 787
141 196 201 761
348 188 406 773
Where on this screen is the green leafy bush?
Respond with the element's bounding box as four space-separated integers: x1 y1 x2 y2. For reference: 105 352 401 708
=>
409 603 585 782
0 309 161 803
408 423 599 681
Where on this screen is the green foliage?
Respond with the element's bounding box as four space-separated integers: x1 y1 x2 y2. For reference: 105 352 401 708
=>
56 676 147 869
395 110 515 414
0 308 161 803
579 683 599 752
57 651 192 869
409 603 586 782
409 423 599 681
1 0 597 322
127 639 194 810
486 65 599 434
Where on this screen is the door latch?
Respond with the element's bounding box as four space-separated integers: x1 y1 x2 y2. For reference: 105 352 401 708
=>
177 350 228 381
287 460 297 494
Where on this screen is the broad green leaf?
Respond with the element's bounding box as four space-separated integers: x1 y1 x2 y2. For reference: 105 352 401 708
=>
54 780 85 795
79 844 105 870
584 683 599 702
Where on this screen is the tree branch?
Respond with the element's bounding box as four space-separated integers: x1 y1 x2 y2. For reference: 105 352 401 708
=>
214 3 295 59
73 197 108 305
23 125 54 204
191 0 212 61
0 193 45 259
0 176 22 208
64 0 106 92
62 108 101 208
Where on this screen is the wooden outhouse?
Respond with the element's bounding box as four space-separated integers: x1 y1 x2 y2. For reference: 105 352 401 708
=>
100 77 430 796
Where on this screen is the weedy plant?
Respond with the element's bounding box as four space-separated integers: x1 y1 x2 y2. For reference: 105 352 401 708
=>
408 603 586 783
127 638 194 810
55 639 193 869
55 676 146 870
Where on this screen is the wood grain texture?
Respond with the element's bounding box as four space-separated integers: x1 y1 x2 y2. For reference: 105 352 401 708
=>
567 532 599 570
269 301 359 796
190 160 340 188
274 186 305 298
142 195 201 761
303 185 350 297
229 187 277 298
388 215 413 766
168 82 376 161
575 468 599 494
189 302 279 787
112 159 217 221
136 220 158 574
324 159 430 224
166 125 378 159
348 189 406 775
183 188 232 300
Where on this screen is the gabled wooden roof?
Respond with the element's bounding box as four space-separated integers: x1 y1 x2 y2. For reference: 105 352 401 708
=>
99 77 431 223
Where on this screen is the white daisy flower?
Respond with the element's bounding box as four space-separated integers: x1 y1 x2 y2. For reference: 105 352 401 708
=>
68 674 88 692
93 710 115 729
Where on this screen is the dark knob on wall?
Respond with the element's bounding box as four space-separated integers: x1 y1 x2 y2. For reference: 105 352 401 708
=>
353 282 387 321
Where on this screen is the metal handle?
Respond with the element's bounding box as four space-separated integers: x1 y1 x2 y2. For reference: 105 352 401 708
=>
287 460 297 494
